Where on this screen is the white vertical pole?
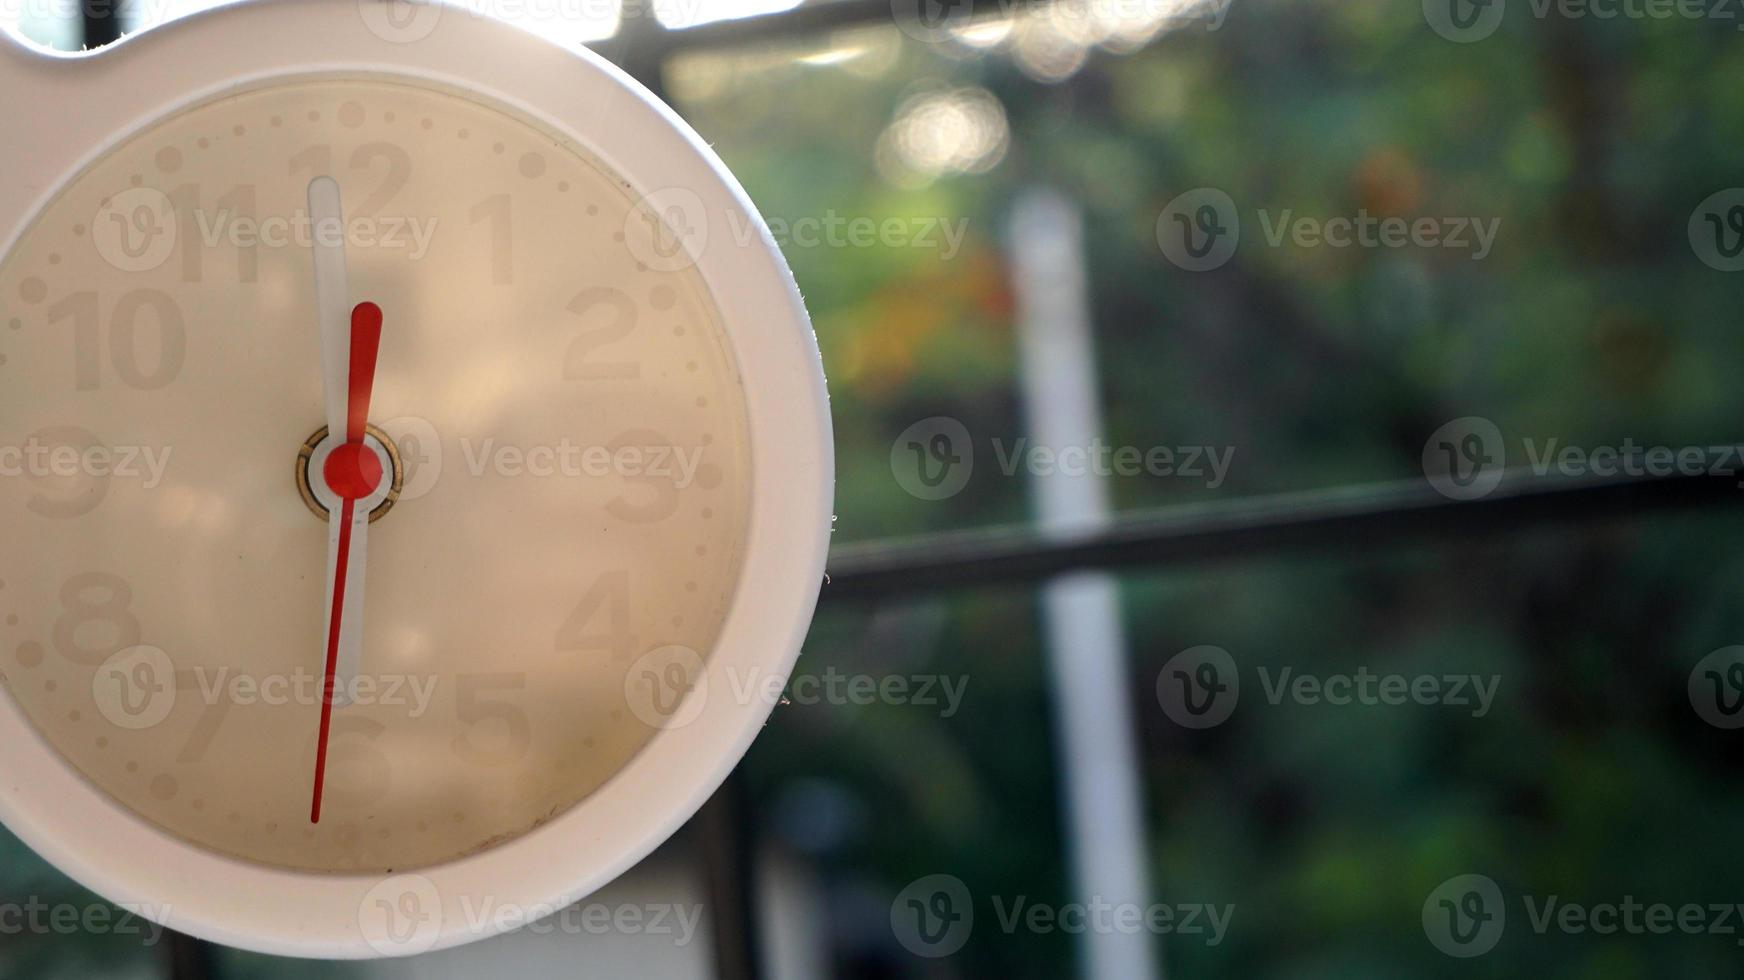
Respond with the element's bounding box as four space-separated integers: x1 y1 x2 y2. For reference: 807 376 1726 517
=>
1007 188 1161 980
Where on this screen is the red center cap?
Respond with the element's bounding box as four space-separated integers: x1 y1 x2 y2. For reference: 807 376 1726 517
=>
324 441 383 500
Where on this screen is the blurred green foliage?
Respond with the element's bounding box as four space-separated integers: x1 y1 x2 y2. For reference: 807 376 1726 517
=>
677 3 1744 977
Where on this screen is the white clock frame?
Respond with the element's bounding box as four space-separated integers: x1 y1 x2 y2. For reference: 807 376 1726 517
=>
0 0 833 959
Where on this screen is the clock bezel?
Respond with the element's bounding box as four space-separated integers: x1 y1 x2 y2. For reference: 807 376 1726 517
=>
0 0 833 959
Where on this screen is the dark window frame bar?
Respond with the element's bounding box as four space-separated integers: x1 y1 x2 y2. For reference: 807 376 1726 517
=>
822 465 1744 599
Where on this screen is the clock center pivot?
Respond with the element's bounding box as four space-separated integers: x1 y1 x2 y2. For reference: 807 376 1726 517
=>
295 424 404 523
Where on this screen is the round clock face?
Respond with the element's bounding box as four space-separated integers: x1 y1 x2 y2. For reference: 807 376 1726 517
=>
0 77 751 873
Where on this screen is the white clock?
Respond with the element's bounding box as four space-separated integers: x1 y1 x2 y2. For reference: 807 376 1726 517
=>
0 0 832 958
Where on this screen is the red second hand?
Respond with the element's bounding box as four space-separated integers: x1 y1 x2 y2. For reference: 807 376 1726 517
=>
310 496 356 824
311 302 384 824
